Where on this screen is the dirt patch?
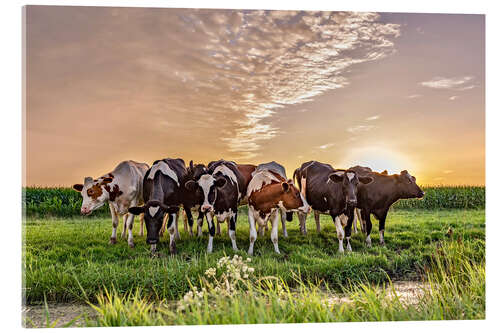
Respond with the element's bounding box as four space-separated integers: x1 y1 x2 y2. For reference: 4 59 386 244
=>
324 281 428 307
22 304 97 328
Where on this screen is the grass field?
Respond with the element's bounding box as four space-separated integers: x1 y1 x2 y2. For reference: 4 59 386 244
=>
23 186 486 326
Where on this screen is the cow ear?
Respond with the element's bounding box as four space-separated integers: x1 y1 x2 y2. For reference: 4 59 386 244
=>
84 177 93 185
128 206 145 215
185 180 197 191
329 172 344 183
73 184 83 192
215 177 226 188
381 170 388 175
359 176 373 184
281 182 290 192
400 170 408 175
189 160 194 170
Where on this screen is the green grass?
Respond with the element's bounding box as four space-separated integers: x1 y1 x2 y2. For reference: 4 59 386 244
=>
23 208 484 306
86 240 484 325
23 186 485 219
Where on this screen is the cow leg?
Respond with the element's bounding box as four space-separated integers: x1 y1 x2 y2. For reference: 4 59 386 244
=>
184 208 194 237
139 213 144 237
124 212 135 248
298 212 308 235
183 209 189 234
121 213 127 239
333 215 345 253
109 205 119 244
258 222 265 237
356 208 365 234
378 210 389 246
344 211 354 252
247 207 258 255
363 210 373 247
159 213 168 237
206 212 216 253
167 212 178 255
197 210 204 237
174 212 181 240
216 219 221 236
280 208 288 238
270 210 280 254
314 210 321 233
229 211 238 251
352 209 358 234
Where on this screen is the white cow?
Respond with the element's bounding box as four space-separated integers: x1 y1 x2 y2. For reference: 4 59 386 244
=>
73 160 149 247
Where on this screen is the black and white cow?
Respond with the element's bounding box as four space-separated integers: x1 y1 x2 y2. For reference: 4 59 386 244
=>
294 161 373 253
184 160 246 253
348 168 424 247
182 160 208 237
253 161 295 237
128 158 187 254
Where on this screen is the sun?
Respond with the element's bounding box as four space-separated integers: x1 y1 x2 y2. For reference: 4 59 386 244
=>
339 146 416 175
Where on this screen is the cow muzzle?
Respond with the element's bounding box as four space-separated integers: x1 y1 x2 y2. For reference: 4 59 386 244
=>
146 238 159 245
347 199 357 207
80 207 92 216
201 204 213 213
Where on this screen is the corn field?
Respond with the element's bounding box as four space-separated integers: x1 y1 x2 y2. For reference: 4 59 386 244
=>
23 185 485 218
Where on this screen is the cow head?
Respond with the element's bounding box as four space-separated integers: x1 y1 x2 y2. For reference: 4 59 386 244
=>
278 180 310 214
396 170 425 199
129 200 170 245
73 176 114 215
328 170 373 207
185 174 226 213
187 160 208 180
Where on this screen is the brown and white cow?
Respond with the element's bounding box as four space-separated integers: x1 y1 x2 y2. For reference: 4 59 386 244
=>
252 161 295 238
73 160 149 247
247 169 310 255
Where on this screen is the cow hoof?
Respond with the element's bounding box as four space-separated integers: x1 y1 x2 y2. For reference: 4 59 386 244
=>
128 242 135 248
109 237 117 244
380 242 386 247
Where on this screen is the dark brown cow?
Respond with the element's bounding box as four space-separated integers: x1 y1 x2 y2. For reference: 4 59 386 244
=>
247 169 310 254
348 169 424 247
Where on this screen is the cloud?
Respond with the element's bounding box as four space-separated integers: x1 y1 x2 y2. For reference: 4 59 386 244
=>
317 142 336 150
365 115 379 121
347 125 375 133
449 96 459 101
407 94 422 99
443 170 454 174
27 7 401 162
420 76 475 90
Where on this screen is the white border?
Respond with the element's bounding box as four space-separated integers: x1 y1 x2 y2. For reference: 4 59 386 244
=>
1 0 498 332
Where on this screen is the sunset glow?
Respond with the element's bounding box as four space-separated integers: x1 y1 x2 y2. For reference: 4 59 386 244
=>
24 7 484 186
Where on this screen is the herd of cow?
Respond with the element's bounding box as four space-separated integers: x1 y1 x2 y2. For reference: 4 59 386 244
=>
73 159 424 255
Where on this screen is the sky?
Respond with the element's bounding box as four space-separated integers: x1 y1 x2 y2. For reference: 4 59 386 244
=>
25 6 484 186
